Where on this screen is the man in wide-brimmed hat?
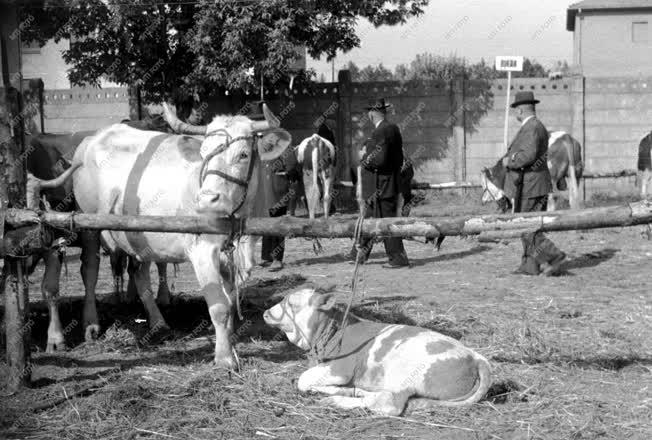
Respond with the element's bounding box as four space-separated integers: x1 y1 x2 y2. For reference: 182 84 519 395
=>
504 91 566 275
249 101 300 272
348 97 410 268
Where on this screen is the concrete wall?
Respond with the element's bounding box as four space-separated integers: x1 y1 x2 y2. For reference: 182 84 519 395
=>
40 73 651 198
575 10 652 77
43 87 130 133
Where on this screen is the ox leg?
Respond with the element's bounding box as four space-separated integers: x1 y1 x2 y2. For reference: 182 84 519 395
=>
298 364 352 393
187 239 236 369
123 256 139 304
303 171 318 219
42 249 66 352
130 260 169 333
108 250 125 304
322 170 335 218
547 192 556 212
155 262 171 306
320 391 409 416
80 230 101 341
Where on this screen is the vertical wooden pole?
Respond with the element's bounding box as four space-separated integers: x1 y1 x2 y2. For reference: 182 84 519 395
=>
504 71 512 151
1 3 31 392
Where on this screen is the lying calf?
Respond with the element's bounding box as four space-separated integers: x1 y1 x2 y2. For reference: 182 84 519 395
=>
263 288 492 416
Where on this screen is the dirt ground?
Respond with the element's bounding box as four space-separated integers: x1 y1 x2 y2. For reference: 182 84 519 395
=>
1 192 651 440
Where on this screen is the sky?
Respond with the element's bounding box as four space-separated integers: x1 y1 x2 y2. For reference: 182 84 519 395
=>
308 0 574 80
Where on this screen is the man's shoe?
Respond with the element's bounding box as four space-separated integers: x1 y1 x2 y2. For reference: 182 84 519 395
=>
269 260 284 272
541 253 566 277
259 260 272 268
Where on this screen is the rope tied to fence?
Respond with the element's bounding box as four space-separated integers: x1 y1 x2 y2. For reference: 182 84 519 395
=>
223 215 247 321
331 165 367 353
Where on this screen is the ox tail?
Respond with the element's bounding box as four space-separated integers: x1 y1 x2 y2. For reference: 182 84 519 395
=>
564 137 581 210
405 356 492 412
311 138 320 218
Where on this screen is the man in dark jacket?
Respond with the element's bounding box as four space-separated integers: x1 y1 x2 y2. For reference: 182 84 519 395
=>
637 131 651 199
505 91 565 275
248 101 300 272
348 98 409 268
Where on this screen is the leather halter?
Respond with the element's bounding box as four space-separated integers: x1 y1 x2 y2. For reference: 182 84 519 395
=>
199 128 260 216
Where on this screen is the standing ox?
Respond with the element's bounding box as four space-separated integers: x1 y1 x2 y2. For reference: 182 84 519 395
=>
547 131 583 211
67 103 291 368
295 134 336 219
264 289 492 416
24 123 173 352
481 131 583 212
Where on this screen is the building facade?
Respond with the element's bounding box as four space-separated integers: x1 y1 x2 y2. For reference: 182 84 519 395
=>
567 0 652 77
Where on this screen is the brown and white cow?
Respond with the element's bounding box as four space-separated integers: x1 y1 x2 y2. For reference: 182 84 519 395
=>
263 288 492 416
481 131 583 212
295 134 336 219
40 104 291 368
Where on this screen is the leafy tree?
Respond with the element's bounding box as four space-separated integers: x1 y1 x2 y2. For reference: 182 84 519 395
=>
19 0 429 103
342 60 361 81
513 58 548 78
357 63 394 82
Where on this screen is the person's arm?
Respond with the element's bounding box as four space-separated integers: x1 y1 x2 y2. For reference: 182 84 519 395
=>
507 126 540 170
361 128 389 170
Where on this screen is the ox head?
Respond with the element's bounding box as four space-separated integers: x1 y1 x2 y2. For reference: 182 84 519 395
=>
162 103 292 215
263 288 337 350
480 159 512 213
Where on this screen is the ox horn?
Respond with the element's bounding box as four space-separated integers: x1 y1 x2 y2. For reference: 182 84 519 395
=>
250 103 281 131
162 102 208 136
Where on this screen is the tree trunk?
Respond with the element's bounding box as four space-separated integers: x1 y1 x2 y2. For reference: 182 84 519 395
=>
1 84 31 392
3 201 652 239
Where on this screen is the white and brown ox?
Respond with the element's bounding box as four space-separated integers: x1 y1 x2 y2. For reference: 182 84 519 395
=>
25 121 176 352
295 134 336 218
481 131 583 212
40 103 290 368
263 289 492 416
637 131 652 199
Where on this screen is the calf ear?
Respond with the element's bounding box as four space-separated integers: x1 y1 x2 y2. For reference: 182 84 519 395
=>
258 129 292 161
313 293 337 311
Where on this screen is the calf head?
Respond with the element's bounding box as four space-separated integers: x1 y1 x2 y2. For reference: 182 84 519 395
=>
480 160 511 213
263 289 337 350
162 103 292 215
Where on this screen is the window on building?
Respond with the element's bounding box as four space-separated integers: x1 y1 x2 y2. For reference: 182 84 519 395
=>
21 40 41 54
633 21 648 43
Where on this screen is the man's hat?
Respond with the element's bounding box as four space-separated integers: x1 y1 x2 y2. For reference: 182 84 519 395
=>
364 97 392 111
510 91 540 108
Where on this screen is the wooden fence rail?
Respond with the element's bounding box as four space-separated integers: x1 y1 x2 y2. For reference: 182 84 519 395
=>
1 201 651 251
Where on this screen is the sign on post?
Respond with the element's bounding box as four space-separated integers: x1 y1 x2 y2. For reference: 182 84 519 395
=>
495 56 524 152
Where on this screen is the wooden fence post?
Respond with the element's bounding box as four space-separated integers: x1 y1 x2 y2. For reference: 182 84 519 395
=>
1 3 31 392
0 86 31 392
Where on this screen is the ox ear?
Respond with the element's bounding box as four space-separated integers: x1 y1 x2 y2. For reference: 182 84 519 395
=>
312 292 337 311
258 129 292 161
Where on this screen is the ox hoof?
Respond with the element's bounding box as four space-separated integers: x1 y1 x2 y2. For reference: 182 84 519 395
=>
213 351 239 371
85 324 101 342
45 340 67 353
138 323 173 346
156 289 171 307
